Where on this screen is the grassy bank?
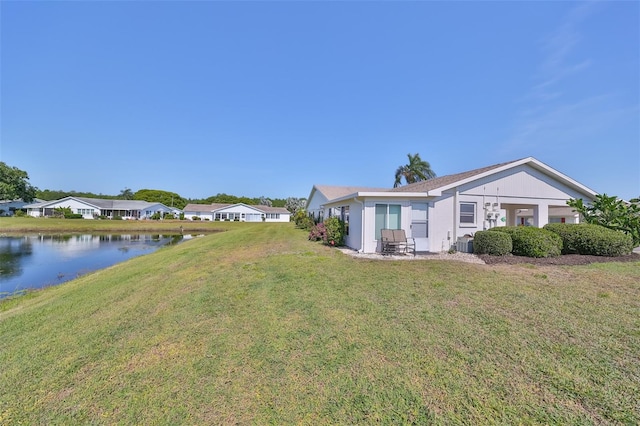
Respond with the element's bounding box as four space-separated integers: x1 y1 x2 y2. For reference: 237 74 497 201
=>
0 216 230 234
1 222 639 424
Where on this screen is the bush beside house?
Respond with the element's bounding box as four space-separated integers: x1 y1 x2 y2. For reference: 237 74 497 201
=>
544 223 633 256
488 226 562 258
473 231 512 256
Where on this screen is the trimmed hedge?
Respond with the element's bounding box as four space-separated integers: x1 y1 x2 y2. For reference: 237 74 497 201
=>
473 231 512 255
489 226 562 258
544 223 633 256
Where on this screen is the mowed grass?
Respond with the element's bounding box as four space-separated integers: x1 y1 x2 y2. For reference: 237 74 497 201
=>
1 221 639 424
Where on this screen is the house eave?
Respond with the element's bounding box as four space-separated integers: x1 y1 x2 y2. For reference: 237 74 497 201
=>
325 191 434 206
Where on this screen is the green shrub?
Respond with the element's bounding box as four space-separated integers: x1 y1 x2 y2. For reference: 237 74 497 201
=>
323 217 345 246
293 210 315 230
545 223 633 256
490 226 562 258
112 215 123 220
192 216 201 221
473 231 512 255
14 209 26 217
543 223 581 254
65 213 84 219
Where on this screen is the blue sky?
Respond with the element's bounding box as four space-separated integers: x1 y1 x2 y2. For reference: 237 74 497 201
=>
1 1 638 201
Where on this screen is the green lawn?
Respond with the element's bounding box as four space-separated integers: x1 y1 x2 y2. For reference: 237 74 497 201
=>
1 220 639 424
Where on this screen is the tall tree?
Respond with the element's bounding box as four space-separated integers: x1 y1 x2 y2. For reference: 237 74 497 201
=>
393 153 436 187
118 188 134 200
258 196 272 207
0 162 37 202
133 189 187 210
285 197 307 214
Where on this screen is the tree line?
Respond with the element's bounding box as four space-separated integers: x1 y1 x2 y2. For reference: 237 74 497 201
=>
1 162 306 214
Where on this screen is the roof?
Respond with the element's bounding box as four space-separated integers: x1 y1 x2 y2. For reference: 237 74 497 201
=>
307 185 389 208
389 159 523 193
320 157 598 204
73 197 170 210
182 203 232 213
25 196 172 210
256 205 290 214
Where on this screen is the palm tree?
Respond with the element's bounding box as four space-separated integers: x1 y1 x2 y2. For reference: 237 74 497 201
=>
393 153 436 187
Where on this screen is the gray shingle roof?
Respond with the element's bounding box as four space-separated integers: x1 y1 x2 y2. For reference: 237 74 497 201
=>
73 197 168 210
389 159 524 193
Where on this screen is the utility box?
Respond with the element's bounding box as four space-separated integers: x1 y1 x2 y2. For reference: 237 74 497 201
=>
456 236 474 253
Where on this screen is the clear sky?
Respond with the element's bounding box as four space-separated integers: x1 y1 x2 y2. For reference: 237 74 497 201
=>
1 1 638 201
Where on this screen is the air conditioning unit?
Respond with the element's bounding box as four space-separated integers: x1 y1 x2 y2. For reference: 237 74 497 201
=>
456 236 474 253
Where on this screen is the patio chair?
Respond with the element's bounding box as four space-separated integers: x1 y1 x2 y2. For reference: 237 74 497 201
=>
392 229 416 256
381 229 401 255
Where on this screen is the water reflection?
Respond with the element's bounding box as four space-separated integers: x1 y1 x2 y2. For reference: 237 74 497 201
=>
0 234 188 298
0 238 33 277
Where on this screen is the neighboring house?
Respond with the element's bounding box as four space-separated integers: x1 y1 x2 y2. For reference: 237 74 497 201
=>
25 197 179 219
306 157 596 254
183 203 291 223
0 198 45 216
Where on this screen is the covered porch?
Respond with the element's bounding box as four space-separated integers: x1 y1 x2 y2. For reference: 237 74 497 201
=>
501 203 580 227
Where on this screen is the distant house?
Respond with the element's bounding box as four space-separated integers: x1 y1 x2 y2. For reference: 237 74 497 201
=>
25 197 179 219
0 198 45 216
305 157 596 254
183 203 291 222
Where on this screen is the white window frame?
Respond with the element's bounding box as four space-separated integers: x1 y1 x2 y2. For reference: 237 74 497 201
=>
459 202 476 227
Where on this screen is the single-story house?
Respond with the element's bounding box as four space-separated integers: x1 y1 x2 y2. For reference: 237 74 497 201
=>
25 196 179 219
306 157 596 254
183 203 291 222
0 198 46 216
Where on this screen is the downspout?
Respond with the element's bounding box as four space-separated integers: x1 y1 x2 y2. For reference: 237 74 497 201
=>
453 188 459 248
353 197 365 253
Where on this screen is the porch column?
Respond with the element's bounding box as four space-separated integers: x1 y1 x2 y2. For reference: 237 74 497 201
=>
532 203 549 228
505 206 518 226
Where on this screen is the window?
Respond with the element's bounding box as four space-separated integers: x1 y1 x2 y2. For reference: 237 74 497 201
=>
341 206 349 235
375 204 401 239
459 202 476 225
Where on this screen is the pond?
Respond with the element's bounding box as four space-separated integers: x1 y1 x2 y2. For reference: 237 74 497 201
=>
0 233 194 298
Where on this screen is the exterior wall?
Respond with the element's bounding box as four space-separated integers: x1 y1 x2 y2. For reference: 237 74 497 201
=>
306 191 329 222
28 208 43 217
185 210 214 221
424 165 590 252
41 199 100 219
263 213 290 223
360 198 415 254
323 199 364 251
429 194 456 252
